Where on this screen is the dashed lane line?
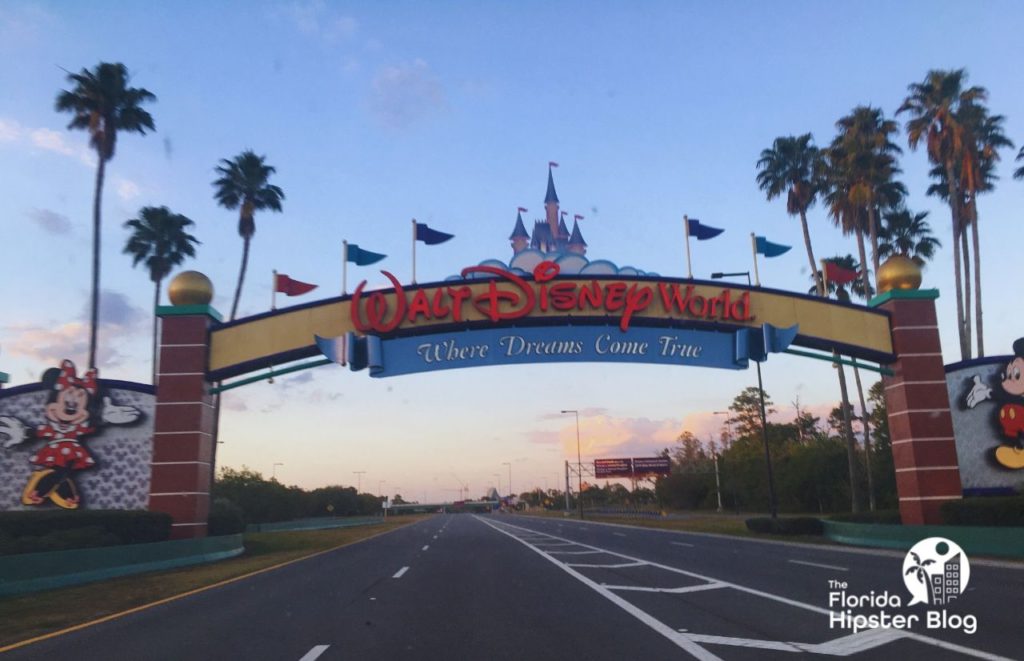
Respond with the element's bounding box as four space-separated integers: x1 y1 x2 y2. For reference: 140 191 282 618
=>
788 559 848 572
422 545 429 551
393 566 409 579
671 541 694 548
298 645 330 661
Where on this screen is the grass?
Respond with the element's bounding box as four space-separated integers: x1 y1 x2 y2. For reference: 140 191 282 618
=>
0 515 427 650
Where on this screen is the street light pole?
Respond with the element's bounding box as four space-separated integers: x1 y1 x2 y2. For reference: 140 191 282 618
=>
502 462 512 499
272 462 283 480
352 471 365 493
561 410 584 520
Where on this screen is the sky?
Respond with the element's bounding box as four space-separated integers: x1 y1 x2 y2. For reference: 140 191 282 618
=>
1 1 1023 502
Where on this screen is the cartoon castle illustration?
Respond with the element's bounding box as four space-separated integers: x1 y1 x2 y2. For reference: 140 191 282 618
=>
929 552 962 605
509 165 588 258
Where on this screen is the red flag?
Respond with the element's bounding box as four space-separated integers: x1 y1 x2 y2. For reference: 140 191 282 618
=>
823 260 858 285
574 214 584 221
275 273 318 296
517 206 528 213
548 161 559 168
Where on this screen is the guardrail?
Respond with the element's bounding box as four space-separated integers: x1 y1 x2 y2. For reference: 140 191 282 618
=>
822 521 1024 559
0 534 244 597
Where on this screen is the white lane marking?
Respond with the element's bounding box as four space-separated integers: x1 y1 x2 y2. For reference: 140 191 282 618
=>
671 541 694 548
433 535 438 539
477 517 721 661
299 645 330 661
393 566 409 579
546 550 604 555
566 561 646 568
488 518 1011 661
613 532 626 537
422 545 429 551
687 634 802 653
603 583 727 595
794 627 905 655
788 559 848 572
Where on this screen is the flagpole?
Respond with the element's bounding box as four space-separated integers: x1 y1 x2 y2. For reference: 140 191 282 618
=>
683 215 693 279
750 233 761 287
342 240 348 296
272 270 277 310
411 218 417 285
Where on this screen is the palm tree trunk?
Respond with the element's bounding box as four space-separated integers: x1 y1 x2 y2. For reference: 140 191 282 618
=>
835 362 860 513
855 229 871 300
970 197 984 357
851 362 875 511
231 233 251 321
945 161 969 360
88 155 107 369
960 219 972 356
799 209 823 296
867 205 880 281
152 280 161 385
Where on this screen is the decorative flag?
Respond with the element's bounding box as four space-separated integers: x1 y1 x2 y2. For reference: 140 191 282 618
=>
823 260 859 285
414 222 454 245
574 214 584 221
686 218 724 241
754 236 791 257
346 243 387 266
274 273 318 296
517 206 528 213
548 161 559 168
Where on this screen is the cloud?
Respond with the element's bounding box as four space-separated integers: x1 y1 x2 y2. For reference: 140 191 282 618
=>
115 177 141 201
2 321 124 369
78 289 146 328
27 208 73 234
534 414 683 458
221 394 248 412
537 407 608 421
369 59 446 128
0 118 21 142
281 0 357 42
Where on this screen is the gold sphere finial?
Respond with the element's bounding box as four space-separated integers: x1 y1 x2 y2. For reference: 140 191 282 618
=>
168 271 214 306
876 255 922 294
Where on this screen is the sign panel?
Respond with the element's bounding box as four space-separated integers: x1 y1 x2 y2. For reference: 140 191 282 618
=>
632 456 671 476
595 458 633 478
354 326 749 378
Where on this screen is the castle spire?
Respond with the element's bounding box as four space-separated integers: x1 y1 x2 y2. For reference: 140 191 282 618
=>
509 208 530 254
545 165 559 204
545 162 560 246
568 219 587 254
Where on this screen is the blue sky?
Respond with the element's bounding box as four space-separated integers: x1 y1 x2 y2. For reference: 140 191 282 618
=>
2 1 1023 501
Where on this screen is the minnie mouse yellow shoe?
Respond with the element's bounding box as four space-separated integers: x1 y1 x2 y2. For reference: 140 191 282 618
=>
994 446 1024 469
49 480 80 509
21 469 54 505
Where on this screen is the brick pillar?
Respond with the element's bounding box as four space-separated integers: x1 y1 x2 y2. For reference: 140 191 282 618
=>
872 289 961 524
149 304 220 538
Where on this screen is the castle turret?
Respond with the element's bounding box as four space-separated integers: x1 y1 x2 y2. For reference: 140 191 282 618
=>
545 164 560 244
557 212 570 247
567 219 588 255
509 209 530 254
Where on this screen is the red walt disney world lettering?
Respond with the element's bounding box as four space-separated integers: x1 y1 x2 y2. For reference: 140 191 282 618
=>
349 261 752 334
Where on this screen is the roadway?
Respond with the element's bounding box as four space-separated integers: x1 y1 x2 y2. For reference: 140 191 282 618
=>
3 513 1021 660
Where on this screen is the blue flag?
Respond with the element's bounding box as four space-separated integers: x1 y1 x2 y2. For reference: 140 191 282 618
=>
346 243 387 266
755 236 791 258
687 218 724 241
415 222 454 245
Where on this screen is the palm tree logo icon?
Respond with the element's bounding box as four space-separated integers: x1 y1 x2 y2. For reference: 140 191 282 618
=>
902 538 970 606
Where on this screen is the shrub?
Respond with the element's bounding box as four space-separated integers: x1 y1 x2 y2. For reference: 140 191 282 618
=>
745 516 823 535
208 498 246 536
940 496 1024 527
829 510 902 525
0 510 171 555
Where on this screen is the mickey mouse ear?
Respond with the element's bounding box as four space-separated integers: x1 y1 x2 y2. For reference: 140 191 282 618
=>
1013 338 1024 359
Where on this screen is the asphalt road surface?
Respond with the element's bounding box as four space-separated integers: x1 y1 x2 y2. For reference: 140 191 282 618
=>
4 513 1021 660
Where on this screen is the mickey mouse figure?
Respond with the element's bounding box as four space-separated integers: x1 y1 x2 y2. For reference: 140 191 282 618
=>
0 359 140 508
966 337 1024 469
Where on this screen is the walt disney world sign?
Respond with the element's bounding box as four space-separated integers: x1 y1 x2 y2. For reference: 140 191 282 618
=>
206 262 895 381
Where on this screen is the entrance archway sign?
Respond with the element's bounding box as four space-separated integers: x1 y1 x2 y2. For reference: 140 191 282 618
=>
151 260 960 537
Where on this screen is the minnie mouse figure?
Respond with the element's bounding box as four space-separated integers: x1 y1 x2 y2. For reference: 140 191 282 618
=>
0 359 140 509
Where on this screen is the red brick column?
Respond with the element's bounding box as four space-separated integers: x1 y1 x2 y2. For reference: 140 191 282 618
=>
149 305 220 538
873 290 961 524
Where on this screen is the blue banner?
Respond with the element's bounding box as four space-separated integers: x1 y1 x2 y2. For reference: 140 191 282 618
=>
349 326 752 378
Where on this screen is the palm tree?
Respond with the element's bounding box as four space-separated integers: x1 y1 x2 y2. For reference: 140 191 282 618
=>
212 151 285 320
879 209 941 265
756 134 825 295
904 551 936 604
830 106 904 279
123 207 200 382
1015 146 1024 179
55 62 156 368
897 69 986 360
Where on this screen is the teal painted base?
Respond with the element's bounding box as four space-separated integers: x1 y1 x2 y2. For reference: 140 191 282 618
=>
823 521 1024 559
0 534 244 596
